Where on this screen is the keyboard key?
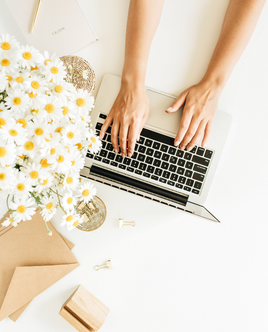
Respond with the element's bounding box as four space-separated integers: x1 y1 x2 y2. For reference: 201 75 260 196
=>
185 170 193 178
119 164 126 170
153 159 161 167
197 147 205 156
131 160 139 168
127 167 134 172
177 167 184 175
153 142 160 150
143 172 150 178
192 155 210 167
169 164 177 173
163 171 170 179
146 148 154 156
159 178 167 183
193 172 205 182
139 163 146 171
103 159 110 164
184 152 192 160
101 142 106 149
147 166 155 173
96 122 102 130
100 150 108 157
168 147 176 155
204 149 213 159
193 164 207 174
170 173 178 181
189 146 197 154
86 153 93 159
162 153 169 162
155 168 163 176
99 113 107 119
167 180 175 186
192 189 200 195
106 143 113 151
145 139 153 147
151 175 159 181
161 162 169 170
138 137 145 144
111 161 118 167
194 181 202 189
134 144 139 151
178 176 186 184
185 161 193 169
138 145 146 153
115 155 123 162
96 130 100 135
176 183 183 189
106 126 111 134
123 157 131 165
108 152 115 160
106 134 111 142
154 151 162 159
94 156 102 161
170 156 178 164
103 133 108 141
184 186 191 192
186 179 194 187
178 159 185 167
176 150 184 157
160 144 168 152
135 169 142 175
131 152 138 159
138 154 145 162
145 156 153 164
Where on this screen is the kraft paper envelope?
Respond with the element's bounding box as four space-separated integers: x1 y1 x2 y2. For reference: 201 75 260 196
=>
0 211 80 322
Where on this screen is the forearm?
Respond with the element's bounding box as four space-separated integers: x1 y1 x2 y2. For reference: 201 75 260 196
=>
203 0 266 88
122 0 164 88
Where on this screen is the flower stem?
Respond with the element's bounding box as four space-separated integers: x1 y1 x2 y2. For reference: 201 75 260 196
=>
56 190 67 214
50 188 63 198
6 194 13 216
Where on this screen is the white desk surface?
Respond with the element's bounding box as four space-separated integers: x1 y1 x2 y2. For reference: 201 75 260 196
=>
1 0 268 331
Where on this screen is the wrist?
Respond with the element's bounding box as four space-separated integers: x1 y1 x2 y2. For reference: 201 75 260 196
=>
201 70 229 92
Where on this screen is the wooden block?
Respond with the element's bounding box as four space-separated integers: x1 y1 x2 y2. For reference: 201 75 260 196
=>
59 285 110 332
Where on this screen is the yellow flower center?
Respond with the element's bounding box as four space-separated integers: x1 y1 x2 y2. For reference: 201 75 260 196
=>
76 98 86 107
16 76 24 83
66 215 73 222
28 92 37 98
1 42 10 50
71 160 75 166
0 147 7 157
72 220 79 227
50 148 56 155
62 106 69 115
41 159 51 168
31 65 38 71
1 59 10 67
30 171 38 179
57 155 64 163
46 202 53 209
56 127 63 133
67 197 73 204
91 137 96 144
76 143 82 150
17 183 25 191
18 205 26 213
41 179 48 185
17 118 27 128
6 75 12 82
31 109 39 115
31 81 40 89
81 116 85 121
0 173 6 181
35 128 43 136
55 85 63 93
9 129 18 137
82 189 89 197
23 52 32 60
44 59 52 65
0 118 6 127
51 67 59 74
66 177 73 184
45 104 55 113
13 97 21 105
24 141 34 151
67 132 74 139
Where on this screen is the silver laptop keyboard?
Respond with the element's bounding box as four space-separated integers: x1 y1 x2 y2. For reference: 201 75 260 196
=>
86 113 214 196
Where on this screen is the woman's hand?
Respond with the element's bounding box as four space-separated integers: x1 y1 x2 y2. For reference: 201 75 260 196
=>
166 80 223 151
99 83 150 158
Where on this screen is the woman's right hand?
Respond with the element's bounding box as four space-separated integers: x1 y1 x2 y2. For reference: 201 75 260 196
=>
99 82 150 158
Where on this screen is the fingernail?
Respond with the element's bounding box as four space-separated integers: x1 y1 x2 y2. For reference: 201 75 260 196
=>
114 148 118 153
128 152 132 157
180 146 185 151
137 135 140 141
174 141 179 146
166 107 173 112
187 146 192 151
99 134 103 139
122 153 125 158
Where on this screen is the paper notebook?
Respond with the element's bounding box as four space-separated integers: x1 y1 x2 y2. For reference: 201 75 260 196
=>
5 0 97 56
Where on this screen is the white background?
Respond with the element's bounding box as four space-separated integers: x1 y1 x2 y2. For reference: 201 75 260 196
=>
1 0 268 331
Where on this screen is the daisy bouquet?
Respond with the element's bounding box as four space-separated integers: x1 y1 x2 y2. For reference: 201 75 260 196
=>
0 34 101 233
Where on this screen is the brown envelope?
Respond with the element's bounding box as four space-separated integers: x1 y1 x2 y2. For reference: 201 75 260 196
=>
0 211 80 322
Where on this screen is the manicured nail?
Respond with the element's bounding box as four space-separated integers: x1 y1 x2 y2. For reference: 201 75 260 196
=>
165 107 173 112
174 141 179 146
128 152 132 157
114 148 118 153
122 153 126 158
99 133 103 139
187 146 192 151
180 146 185 151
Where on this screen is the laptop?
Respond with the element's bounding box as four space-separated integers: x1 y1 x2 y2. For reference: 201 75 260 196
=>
81 74 233 222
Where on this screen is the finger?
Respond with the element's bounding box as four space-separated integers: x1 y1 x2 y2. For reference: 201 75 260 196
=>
99 114 113 139
110 121 120 153
119 124 129 158
186 120 207 151
179 113 203 150
137 113 149 141
174 105 193 147
165 90 188 113
202 120 213 147
127 119 142 157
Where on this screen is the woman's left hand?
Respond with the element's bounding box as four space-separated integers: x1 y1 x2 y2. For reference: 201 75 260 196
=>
165 79 223 151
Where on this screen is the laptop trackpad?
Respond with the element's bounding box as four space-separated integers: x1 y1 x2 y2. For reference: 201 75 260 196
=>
146 89 183 136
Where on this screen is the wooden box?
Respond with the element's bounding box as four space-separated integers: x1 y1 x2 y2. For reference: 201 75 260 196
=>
59 285 110 332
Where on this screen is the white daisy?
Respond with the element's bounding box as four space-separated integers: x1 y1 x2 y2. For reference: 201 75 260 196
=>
42 58 67 83
9 195 36 222
62 174 79 192
18 45 42 69
5 88 30 114
12 171 32 198
20 139 39 159
42 128 61 149
40 51 57 66
10 71 30 90
87 130 102 154
60 213 83 230
27 119 51 146
0 102 8 113
68 148 85 174
0 71 8 90
47 146 71 173
50 81 72 101
0 119 26 145
25 73 48 96
60 101 77 120
0 52 18 73
39 196 57 221
23 162 46 185
2 216 18 227
0 166 15 189
27 90 46 110
61 124 81 146
25 106 47 120
35 173 55 193
0 139 16 167
78 181 96 203
0 34 20 55
72 89 94 114
62 192 77 211
39 158 53 172
0 110 13 128
43 95 63 122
